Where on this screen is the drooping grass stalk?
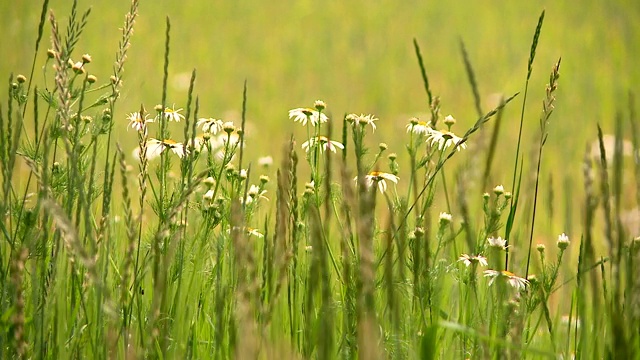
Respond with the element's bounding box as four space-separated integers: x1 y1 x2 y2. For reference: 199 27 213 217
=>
506 10 545 267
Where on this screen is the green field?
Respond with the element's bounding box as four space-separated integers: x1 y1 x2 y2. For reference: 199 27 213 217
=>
1 0 639 358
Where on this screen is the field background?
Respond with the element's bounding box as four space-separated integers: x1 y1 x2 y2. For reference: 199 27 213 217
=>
1 0 639 260
1 0 640 358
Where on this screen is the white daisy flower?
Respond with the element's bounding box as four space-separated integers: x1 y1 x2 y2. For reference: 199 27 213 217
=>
258 156 273 167
203 189 215 201
487 236 508 250
197 118 224 134
406 118 430 135
229 226 264 238
160 106 185 122
243 184 268 204
301 136 344 153
186 135 206 152
132 141 163 161
557 233 570 250
127 111 153 132
458 254 488 267
426 128 467 151
483 270 529 291
355 171 399 193
439 212 452 224
347 113 378 132
246 227 264 238
134 138 188 160
289 108 328 126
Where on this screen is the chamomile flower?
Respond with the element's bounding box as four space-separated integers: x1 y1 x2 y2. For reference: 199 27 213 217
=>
557 233 570 250
186 135 207 152
132 142 162 161
219 132 241 147
487 236 508 250
127 111 153 132
458 254 488 267
426 128 467 151
134 138 188 160
258 156 273 168
346 113 378 132
406 118 430 135
229 226 264 238
246 227 264 238
160 105 185 122
289 108 328 126
301 136 344 153
243 184 268 204
439 212 452 225
483 270 529 291
355 171 399 193
203 189 215 201
197 118 224 134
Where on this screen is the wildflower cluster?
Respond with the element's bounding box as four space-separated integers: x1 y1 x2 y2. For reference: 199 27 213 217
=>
406 114 467 152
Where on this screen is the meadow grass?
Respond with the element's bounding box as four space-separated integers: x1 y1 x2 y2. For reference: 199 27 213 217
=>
1 0 639 359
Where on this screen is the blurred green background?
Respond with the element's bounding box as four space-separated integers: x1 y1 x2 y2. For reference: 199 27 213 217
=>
2 0 639 232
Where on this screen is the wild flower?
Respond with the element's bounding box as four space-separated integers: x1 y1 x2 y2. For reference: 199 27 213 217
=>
222 121 236 134
487 236 508 250
301 136 344 153
229 227 264 238
443 114 456 127
246 227 264 238
289 108 328 126
557 233 570 250
258 156 273 167
458 254 488 267
426 128 467 151
127 111 152 131
439 212 452 225
406 118 430 135
197 118 224 134
355 171 399 193
159 105 185 122
243 184 268 204
203 189 214 201
484 270 529 291
346 113 378 132
493 185 505 195
186 135 207 152
133 138 188 160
